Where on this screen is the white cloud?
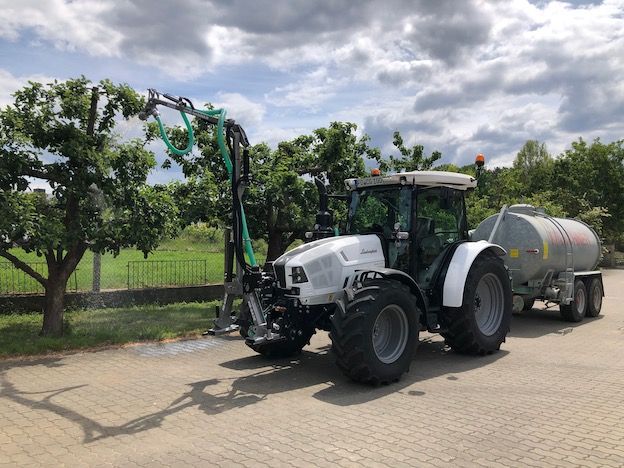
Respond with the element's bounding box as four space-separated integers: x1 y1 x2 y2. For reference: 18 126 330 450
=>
214 92 266 127
0 0 122 57
1 0 623 169
0 69 56 107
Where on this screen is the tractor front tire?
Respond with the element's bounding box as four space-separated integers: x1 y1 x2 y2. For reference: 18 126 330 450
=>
330 278 420 385
523 297 536 311
442 254 512 355
239 303 313 358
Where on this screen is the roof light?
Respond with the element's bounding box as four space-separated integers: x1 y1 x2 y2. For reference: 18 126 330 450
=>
371 168 381 176
475 153 485 167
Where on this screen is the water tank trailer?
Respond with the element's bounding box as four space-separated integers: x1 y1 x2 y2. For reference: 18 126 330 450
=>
472 204 604 322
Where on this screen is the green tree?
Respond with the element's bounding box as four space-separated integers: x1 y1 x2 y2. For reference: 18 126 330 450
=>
0 78 179 336
512 140 554 196
161 120 372 260
371 131 442 173
551 138 623 242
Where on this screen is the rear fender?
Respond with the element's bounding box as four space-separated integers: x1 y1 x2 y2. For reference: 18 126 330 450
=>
442 241 507 308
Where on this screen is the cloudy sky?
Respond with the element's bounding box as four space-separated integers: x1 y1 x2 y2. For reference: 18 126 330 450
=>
0 0 622 182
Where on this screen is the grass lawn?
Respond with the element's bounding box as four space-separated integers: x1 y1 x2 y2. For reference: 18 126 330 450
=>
1 230 266 294
0 301 221 358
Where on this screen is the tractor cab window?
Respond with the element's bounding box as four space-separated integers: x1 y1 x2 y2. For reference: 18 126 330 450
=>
416 187 467 285
347 187 411 236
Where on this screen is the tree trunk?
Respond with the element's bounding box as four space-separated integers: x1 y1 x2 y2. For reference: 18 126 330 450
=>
40 274 69 337
607 243 616 267
266 230 284 261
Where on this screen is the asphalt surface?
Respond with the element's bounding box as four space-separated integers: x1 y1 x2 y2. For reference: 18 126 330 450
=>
1 269 623 467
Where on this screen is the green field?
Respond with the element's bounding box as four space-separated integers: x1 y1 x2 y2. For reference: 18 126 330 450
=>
1 227 267 294
0 301 220 358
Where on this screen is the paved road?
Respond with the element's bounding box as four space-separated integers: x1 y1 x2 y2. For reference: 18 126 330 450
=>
1 269 624 467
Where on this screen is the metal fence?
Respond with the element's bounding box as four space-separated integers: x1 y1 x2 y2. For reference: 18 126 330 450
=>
0 262 79 295
127 260 210 290
1 259 217 295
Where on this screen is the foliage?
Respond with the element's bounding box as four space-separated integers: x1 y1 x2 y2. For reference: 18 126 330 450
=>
551 138 623 241
371 131 442 173
161 118 373 260
0 77 179 335
513 140 554 195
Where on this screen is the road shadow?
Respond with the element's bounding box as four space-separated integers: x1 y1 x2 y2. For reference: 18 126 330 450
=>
219 336 507 406
0 355 65 371
0 335 508 444
509 303 604 338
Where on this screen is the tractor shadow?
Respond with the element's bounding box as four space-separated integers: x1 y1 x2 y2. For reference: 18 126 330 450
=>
508 303 604 339
0 336 508 445
218 336 508 407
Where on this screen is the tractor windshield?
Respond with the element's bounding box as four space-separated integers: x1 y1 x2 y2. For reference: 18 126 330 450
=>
347 186 412 236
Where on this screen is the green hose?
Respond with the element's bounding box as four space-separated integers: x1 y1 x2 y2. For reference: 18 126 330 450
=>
154 107 257 267
154 111 194 156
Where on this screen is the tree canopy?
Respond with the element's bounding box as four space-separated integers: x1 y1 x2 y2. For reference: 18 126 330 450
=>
0 77 179 335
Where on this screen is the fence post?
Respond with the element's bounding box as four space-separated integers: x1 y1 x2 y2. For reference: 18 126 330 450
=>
93 252 101 292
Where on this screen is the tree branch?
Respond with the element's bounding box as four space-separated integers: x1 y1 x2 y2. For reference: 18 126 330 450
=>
61 242 87 278
21 167 61 183
297 167 322 176
0 250 48 287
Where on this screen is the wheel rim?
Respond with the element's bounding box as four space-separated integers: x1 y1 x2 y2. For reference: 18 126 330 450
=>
372 305 409 364
576 286 586 315
592 283 602 311
474 273 505 336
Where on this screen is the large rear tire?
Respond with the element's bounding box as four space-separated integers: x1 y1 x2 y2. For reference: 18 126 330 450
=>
560 279 587 322
441 254 512 355
329 278 420 385
239 303 313 358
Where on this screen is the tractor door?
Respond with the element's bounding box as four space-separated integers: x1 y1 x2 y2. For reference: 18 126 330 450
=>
347 186 413 273
413 187 468 286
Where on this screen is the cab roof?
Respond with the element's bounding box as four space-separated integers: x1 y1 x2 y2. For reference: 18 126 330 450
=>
344 170 477 191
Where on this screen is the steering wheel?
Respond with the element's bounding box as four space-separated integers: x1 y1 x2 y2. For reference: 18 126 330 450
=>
433 230 458 246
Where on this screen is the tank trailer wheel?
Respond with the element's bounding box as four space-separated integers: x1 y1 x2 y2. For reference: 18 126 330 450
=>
329 278 420 385
586 278 603 318
238 303 313 358
560 279 587 322
442 254 512 355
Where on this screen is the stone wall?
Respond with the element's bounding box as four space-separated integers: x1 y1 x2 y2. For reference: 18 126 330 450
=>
0 284 224 314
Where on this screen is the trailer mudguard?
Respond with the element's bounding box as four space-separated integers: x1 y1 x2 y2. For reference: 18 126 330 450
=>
442 241 507 308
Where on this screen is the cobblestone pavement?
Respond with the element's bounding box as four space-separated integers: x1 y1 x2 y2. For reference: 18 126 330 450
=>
1 269 623 467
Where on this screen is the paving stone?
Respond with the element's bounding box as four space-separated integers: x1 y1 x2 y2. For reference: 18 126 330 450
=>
0 269 623 466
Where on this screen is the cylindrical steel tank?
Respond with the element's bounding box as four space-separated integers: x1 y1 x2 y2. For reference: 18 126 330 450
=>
472 205 601 285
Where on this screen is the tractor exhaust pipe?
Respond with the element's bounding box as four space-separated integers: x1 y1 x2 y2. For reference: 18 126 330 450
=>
306 177 335 241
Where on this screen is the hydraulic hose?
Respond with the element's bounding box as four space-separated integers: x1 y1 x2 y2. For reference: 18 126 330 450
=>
152 104 257 267
154 111 194 156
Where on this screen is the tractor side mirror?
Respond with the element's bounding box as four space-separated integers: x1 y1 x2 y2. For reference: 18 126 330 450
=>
393 222 409 241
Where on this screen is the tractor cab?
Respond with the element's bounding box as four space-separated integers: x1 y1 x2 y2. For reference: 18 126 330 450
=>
344 171 476 291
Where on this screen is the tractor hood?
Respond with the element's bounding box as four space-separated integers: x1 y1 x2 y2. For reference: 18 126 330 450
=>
272 234 385 304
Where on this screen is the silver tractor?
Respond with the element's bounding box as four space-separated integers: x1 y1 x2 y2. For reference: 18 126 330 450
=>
235 170 513 384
